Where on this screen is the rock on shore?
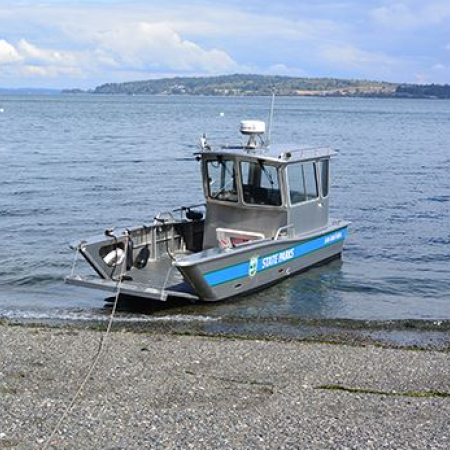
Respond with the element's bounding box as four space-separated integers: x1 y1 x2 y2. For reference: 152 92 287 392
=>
0 325 449 449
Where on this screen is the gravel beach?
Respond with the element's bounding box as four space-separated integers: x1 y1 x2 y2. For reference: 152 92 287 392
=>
0 325 449 449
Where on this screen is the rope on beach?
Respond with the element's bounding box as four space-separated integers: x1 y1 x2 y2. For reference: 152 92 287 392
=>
41 236 129 450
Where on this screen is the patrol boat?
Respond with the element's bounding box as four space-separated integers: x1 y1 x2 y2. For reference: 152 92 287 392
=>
66 119 349 302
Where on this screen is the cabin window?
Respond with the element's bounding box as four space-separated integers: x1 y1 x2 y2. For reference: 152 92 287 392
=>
240 161 282 206
319 159 329 198
206 159 238 202
288 162 318 204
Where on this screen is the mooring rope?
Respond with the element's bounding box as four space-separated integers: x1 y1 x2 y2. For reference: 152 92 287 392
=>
160 265 174 301
41 236 129 450
70 247 79 277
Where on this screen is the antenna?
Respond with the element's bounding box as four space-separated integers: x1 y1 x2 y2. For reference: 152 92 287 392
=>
266 88 275 146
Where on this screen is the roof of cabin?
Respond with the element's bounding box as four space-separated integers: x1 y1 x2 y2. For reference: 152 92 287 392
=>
196 144 337 164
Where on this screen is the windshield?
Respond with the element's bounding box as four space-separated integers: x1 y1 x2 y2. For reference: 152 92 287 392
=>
240 161 282 206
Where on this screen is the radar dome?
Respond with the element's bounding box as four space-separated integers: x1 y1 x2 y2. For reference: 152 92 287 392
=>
239 120 266 136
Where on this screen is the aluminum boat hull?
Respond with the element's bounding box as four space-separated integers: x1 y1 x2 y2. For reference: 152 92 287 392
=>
176 225 347 301
66 224 348 302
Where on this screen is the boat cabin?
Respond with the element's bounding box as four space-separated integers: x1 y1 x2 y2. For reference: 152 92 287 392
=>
198 141 335 249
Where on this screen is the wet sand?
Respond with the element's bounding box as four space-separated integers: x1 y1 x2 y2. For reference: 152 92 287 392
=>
1 324 449 449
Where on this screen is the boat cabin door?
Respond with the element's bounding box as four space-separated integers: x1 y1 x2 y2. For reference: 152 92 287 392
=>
286 158 330 234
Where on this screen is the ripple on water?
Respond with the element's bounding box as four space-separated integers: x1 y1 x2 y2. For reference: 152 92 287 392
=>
427 195 450 202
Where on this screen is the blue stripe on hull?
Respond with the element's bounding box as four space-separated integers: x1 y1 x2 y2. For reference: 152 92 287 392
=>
204 228 347 287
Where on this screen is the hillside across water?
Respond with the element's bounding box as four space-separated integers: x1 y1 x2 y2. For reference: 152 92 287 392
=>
63 74 450 98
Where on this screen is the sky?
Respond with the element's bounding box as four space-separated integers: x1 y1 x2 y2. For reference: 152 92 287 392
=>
0 0 449 89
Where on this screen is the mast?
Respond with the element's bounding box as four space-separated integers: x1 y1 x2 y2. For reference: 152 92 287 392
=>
266 89 275 146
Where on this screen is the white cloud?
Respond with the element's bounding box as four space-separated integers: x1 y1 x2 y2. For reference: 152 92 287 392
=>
266 64 307 77
430 63 450 78
371 3 416 28
0 1 449 86
20 64 83 77
17 39 77 65
316 43 406 80
95 22 238 73
371 2 450 29
320 44 394 67
0 39 22 63
21 3 335 43
0 22 239 82
0 38 85 78
432 63 445 70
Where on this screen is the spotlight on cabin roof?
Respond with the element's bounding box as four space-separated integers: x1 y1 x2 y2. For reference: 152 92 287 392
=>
280 152 292 160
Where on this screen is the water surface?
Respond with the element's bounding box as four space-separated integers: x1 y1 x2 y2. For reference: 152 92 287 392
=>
0 95 449 328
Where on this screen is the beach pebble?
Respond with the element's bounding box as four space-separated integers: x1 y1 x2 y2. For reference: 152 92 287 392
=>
0 326 449 449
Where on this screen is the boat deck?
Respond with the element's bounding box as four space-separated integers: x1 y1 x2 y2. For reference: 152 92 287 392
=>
66 254 199 301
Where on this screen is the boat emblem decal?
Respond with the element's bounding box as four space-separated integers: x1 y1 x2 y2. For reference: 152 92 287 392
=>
248 256 259 277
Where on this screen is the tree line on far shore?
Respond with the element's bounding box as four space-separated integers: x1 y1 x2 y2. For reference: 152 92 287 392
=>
63 74 450 99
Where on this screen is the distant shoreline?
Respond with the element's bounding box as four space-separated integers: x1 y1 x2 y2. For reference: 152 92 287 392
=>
1 91 449 100
2 74 449 99
61 92 450 100
68 74 450 99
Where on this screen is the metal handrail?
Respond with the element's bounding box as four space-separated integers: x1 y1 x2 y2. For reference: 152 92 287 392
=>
172 203 206 221
154 211 175 223
172 203 206 212
274 224 294 240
